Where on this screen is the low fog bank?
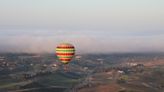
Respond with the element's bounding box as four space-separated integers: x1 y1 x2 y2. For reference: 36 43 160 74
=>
0 33 164 54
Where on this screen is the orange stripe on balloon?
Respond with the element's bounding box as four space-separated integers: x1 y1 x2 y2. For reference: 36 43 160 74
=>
57 55 74 57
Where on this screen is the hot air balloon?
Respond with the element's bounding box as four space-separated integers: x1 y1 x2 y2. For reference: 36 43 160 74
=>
56 43 75 64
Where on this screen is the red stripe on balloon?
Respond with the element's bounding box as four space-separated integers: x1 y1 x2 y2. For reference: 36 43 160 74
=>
56 53 74 55
59 58 71 61
57 46 74 49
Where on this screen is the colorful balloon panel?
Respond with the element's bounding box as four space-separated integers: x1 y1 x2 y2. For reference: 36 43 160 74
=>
56 43 75 64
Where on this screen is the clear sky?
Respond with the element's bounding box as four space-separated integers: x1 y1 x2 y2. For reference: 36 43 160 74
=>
0 0 164 53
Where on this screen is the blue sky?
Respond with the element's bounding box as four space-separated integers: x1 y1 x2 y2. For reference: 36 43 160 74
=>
0 0 164 53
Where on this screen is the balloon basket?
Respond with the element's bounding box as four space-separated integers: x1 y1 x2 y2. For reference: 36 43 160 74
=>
63 64 69 72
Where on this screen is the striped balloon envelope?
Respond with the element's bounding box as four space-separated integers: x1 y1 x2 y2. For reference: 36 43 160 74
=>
56 43 75 64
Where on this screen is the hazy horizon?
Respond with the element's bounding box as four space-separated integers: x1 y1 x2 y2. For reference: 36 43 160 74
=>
0 0 164 54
